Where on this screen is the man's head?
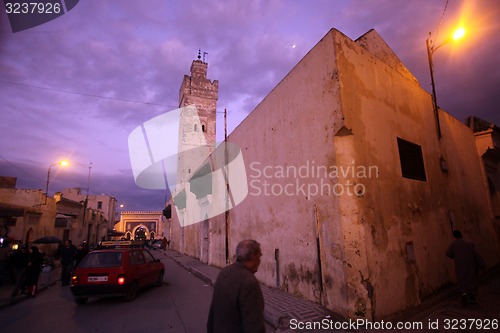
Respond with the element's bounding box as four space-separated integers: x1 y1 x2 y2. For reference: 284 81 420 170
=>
452 230 463 239
236 239 262 274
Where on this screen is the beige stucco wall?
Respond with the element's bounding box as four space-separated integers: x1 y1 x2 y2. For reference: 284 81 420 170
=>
0 188 56 245
209 28 499 320
225 28 347 310
334 29 499 318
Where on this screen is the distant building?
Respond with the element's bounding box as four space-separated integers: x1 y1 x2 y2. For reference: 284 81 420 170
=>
467 116 500 234
168 29 499 319
115 211 165 241
0 179 119 251
60 188 117 243
0 177 50 245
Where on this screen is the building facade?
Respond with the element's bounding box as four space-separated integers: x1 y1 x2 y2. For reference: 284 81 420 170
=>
115 211 165 241
60 187 117 242
467 116 500 235
0 179 118 251
168 29 500 319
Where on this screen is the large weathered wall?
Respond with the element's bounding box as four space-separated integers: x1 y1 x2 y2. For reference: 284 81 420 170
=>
169 28 499 320
226 29 349 312
334 29 499 318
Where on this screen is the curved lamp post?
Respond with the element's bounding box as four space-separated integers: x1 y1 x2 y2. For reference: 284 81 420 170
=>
44 160 69 205
426 27 465 139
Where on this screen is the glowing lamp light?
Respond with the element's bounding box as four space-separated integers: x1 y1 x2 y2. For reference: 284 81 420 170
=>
44 159 70 204
117 277 126 285
426 26 467 139
453 27 465 40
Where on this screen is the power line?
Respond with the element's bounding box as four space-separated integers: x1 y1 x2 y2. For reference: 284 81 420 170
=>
0 79 178 108
0 154 44 182
434 0 449 43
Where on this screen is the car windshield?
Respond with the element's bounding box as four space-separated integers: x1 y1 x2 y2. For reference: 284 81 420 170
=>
78 252 123 268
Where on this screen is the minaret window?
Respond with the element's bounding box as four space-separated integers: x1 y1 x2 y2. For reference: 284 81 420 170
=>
194 124 198 132
202 124 206 132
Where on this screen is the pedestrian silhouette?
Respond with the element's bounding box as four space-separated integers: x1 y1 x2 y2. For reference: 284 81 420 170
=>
207 239 265 333
446 230 486 305
25 246 43 297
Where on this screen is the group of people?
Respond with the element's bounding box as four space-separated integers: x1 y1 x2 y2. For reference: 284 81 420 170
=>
7 239 90 297
206 232 487 333
9 245 44 297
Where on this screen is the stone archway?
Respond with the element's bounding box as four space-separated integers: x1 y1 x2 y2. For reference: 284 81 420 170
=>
132 225 149 241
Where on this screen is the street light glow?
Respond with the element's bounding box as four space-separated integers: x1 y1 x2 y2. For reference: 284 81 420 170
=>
44 160 70 204
453 27 465 40
426 25 467 139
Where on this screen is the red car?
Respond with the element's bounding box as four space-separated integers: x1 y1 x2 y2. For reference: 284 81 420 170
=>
71 242 165 304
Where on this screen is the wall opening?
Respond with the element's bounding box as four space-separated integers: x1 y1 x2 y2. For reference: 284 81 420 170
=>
397 137 426 181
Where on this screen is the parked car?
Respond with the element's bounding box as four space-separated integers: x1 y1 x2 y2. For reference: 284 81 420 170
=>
147 239 163 250
71 242 164 304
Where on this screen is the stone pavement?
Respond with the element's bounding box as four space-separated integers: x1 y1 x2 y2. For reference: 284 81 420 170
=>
164 248 500 332
165 249 342 332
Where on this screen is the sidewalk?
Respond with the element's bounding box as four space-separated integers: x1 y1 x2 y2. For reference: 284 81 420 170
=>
0 264 61 310
165 249 343 332
164 249 500 332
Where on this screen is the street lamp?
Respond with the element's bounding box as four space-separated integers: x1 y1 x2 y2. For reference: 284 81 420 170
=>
426 27 466 139
44 160 69 205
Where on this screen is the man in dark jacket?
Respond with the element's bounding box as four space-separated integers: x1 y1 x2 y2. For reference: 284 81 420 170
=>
207 239 265 333
446 230 486 305
25 246 43 297
10 246 29 297
59 240 77 286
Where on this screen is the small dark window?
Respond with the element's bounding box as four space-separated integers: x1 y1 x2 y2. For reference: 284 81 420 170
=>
397 138 426 181
202 124 206 132
194 124 198 132
97 201 103 209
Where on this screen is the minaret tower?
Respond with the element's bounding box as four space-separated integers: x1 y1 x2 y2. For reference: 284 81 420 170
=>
177 51 219 184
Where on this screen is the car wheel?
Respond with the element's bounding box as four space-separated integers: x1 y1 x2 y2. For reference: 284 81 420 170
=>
124 281 138 301
74 297 88 305
156 272 164 287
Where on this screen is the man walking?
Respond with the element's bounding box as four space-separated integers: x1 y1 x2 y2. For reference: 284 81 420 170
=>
59 240 77 286
446 230 486 305
207 239 265 333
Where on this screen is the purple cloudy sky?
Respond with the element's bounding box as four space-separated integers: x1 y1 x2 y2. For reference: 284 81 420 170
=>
1 0 499 212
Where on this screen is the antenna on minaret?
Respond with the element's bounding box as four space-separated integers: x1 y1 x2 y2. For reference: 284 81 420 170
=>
203 52 208 63
197 49 201 60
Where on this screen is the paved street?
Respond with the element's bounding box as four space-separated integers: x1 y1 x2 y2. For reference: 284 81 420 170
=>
0 253 213 332
1 248 499 332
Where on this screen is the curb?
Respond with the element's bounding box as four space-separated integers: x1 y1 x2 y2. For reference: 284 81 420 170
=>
165 249 286 329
